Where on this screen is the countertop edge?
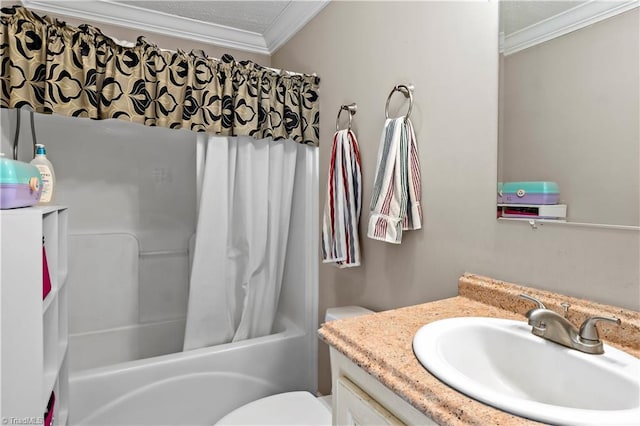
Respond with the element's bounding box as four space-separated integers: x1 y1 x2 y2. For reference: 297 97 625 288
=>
319 274 640 425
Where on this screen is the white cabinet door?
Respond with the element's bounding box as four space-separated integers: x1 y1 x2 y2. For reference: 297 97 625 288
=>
335 376 405 426
330 349 438 426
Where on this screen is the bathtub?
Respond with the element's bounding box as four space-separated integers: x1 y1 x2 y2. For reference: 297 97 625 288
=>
68 316 313 425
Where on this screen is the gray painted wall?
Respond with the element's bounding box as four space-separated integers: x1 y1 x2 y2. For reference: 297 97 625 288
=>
272 1 639 393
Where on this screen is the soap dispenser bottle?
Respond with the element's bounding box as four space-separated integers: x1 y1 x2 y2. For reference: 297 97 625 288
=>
30 143 55 205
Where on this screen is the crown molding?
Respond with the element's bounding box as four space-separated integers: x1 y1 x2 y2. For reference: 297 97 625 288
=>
21 0 274 55
265 0 330 54
502 0 639 56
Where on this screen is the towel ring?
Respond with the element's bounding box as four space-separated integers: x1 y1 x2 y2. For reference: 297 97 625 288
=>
335 103 358 131
385 84 414 121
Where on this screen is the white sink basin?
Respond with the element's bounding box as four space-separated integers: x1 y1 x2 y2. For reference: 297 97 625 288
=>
413 317 640 425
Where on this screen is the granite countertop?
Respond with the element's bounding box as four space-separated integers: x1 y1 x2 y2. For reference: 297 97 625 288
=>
319 273 640 426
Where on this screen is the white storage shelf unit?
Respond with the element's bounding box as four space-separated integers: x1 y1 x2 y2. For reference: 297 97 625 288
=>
1 206 69 425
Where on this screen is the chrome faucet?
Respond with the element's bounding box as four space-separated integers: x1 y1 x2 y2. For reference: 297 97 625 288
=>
520 294 620 355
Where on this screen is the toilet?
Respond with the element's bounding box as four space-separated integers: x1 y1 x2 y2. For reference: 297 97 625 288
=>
216 306 374 425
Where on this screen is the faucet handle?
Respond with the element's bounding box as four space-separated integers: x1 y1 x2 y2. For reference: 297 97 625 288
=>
579 316 621 342
520 293 546 309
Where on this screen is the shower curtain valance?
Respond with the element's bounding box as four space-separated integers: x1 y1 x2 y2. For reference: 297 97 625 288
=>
0 6 320 146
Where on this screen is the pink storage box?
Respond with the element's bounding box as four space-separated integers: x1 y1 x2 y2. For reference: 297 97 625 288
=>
43 242 52 299
44 392 55 426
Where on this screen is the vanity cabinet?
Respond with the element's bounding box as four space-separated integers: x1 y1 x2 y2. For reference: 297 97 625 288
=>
331 349 437 426
1 206 69 425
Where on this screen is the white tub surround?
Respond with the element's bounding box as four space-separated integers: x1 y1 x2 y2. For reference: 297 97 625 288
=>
69 317 309 425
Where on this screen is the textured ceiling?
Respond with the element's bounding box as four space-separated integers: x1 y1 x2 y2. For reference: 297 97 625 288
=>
500 1 587 34
115 1 291 34
22 0 330 54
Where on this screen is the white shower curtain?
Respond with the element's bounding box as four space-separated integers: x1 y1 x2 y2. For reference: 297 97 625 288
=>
183 134 298 350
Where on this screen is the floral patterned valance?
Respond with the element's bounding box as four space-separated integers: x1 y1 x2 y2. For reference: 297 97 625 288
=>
0 6 320 146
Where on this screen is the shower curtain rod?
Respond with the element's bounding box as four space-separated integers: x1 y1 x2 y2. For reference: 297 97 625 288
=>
109 36 316 79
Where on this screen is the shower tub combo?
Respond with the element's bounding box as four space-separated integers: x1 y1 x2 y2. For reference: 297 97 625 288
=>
63 149 317 424
69 316 312 425
29 112 319 425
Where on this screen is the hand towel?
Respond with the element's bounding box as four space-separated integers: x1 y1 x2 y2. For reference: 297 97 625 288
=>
322 129 362 267
368 117 422 244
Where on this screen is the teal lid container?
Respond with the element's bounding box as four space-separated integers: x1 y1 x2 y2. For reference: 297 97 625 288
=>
0 156 42 185
502 181 559 194
501 181 560 205
0 156 43 208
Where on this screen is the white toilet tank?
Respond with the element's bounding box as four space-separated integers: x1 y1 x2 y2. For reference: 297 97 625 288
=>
325 305 373 322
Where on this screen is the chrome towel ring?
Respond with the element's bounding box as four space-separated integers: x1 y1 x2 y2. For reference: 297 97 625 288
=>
385 84 414 121
335 103 358 131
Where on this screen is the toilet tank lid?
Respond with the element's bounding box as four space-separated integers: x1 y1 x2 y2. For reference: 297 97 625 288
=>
325 306 374 322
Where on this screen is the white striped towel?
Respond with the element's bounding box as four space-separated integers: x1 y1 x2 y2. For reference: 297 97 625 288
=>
322 129 362 267
368 117 422 244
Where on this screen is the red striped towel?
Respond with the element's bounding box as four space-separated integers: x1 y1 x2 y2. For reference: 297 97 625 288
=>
368 117 422 243
322 129 362 267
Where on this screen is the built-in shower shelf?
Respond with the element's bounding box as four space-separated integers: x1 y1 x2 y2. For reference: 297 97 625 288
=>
0 206 69 425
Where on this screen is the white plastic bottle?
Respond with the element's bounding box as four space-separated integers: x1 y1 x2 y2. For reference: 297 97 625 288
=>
30 143 56 205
